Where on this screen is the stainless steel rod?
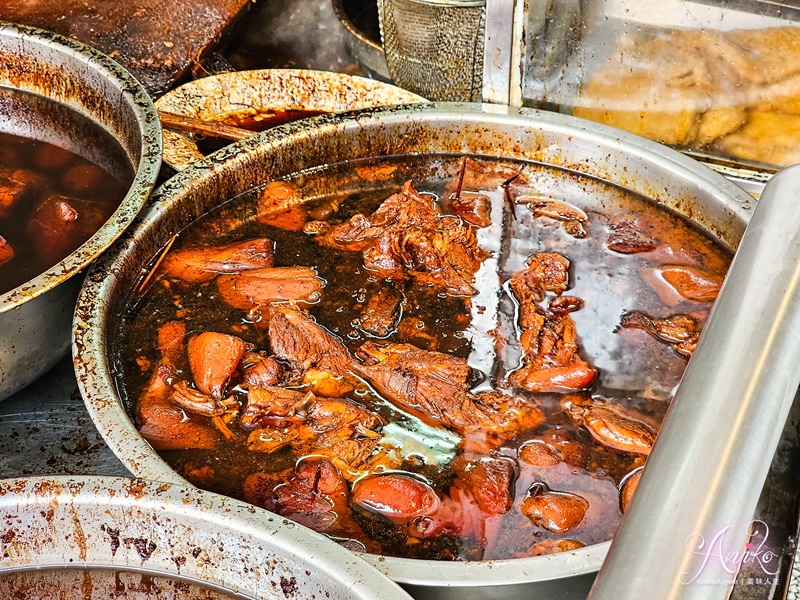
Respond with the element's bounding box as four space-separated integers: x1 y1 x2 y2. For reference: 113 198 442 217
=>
588 164 800 600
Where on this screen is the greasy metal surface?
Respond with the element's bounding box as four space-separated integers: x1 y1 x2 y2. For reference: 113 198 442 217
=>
0 22 161 401
587 164 800 598
155 68 425 171
0 476 412 600
74 103 754 599
0 0 252 98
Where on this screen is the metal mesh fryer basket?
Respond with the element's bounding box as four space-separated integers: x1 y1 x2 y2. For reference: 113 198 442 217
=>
377 0 486 101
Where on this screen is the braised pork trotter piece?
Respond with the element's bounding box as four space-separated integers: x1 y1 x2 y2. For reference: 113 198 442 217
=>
354 341 544 445
617 311 702 357
566 397 657 456
158 238 274 284
305 180 489 296
216 266 324 310
521 482 589 534
267 303 357 395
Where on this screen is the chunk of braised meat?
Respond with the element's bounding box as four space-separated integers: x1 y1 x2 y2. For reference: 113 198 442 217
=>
566 398 657 456
257 180 308 231
620 468 643 513
136 365 220 451
360 287 403 337
508 310 597 393
158 238 274 284
241 386 384 470
507 253 597 393
0 170 32 216
26 195 79 263
520 482 589 534
305 180 489 296
658 265 723 302
243 459 377 551
157 320 186 368
216 266 324 310
446 191 492 228
267 303 357 395
353 341 544 446
518 196 589 238
240 351 282 388
443 157 529 195
452 455 516 515
0 235 13 267
187 332 248 399
549 296 584 314
606 217 659 254
352 472 495 543
352 473 441 520
517 538 585 557
509 252 570 306
240 386 308 430
171 380 239 417
293 396 385 469
617 311 701 358
519 428 589 469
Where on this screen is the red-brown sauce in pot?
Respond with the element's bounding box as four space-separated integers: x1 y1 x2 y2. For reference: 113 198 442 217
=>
114 155 731 560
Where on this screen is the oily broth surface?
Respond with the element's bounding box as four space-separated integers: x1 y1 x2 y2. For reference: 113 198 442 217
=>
114 154 731 560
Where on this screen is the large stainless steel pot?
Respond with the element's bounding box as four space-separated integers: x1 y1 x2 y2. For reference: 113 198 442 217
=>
0 476 411 599
74 103 754 599
0 22 161 400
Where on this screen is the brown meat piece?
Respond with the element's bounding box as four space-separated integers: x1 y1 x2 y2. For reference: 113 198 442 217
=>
446 191 492 228
519 428 588 469
136 365 219 451
187 332 248 399
508 311 596 394
241 351 282 388
607 218 659 254
257 180 308 231
520 197 589 238
509 252 570 306
617 311 701 357
354 341 544 444
239 386 308 430
216 266 324 310
158 238 274 284
519 538 584 557
0 171 29 216
306 180 489 296
171 380 238 417
452 455 516 515
521 483 589 534
157 320 186 368
267 303 354 386
658 265 723 302
26 195 79 264
567 401 656 456
360 288 403 337
444 157 528 194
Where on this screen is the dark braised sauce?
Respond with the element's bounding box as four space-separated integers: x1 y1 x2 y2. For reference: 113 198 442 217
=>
114 155 731 561
0 568 248 599
0 129 130 294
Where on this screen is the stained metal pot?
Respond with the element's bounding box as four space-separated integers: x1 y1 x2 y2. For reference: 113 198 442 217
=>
74 103 754 599
0 22 161 400
0 476 411 599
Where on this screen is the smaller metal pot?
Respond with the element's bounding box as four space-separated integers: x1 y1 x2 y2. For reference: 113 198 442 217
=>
0 22 161 401
0 476 411 599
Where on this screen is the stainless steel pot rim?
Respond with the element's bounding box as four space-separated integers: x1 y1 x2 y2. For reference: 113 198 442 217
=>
0 475 411 599
0 21 162 313
75 102 754 588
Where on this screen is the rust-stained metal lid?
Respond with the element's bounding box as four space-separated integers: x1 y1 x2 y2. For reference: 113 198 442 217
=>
155 68 426 171
0 476 412 600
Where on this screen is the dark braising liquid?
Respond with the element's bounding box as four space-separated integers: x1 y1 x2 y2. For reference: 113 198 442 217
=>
0 93 132 294
0 567 249 599
114 154 732 561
